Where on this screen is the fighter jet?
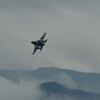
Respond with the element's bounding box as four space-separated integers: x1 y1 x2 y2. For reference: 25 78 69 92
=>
31 32 48 55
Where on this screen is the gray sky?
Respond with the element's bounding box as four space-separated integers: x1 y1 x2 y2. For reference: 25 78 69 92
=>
0 0 100 73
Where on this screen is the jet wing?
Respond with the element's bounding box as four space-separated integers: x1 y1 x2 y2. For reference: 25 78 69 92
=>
40 32 46 40
32 47 38 55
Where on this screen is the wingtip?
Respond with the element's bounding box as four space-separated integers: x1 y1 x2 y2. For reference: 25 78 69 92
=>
32 52 34 55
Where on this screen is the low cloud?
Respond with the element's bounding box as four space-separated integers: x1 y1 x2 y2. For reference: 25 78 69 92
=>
0 78 42 100
0 77 75 100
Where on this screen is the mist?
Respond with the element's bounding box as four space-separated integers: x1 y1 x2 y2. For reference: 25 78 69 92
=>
0 78 42 100
0 77 75 100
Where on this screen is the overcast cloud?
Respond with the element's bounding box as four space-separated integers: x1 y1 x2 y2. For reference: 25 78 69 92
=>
0 0 100 72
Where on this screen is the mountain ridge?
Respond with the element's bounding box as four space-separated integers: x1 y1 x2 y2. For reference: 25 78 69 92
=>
0 67 100 93
39 81 100 100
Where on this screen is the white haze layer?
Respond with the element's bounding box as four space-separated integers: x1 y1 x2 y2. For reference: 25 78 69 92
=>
0 77 75 100
0 78 42 100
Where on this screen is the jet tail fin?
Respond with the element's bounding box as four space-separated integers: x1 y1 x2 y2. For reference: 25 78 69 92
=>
40 32 46 40
44 39 48 43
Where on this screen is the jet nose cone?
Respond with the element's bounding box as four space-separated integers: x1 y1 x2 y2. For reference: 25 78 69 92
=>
31 41 34 44
31 41 36 45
